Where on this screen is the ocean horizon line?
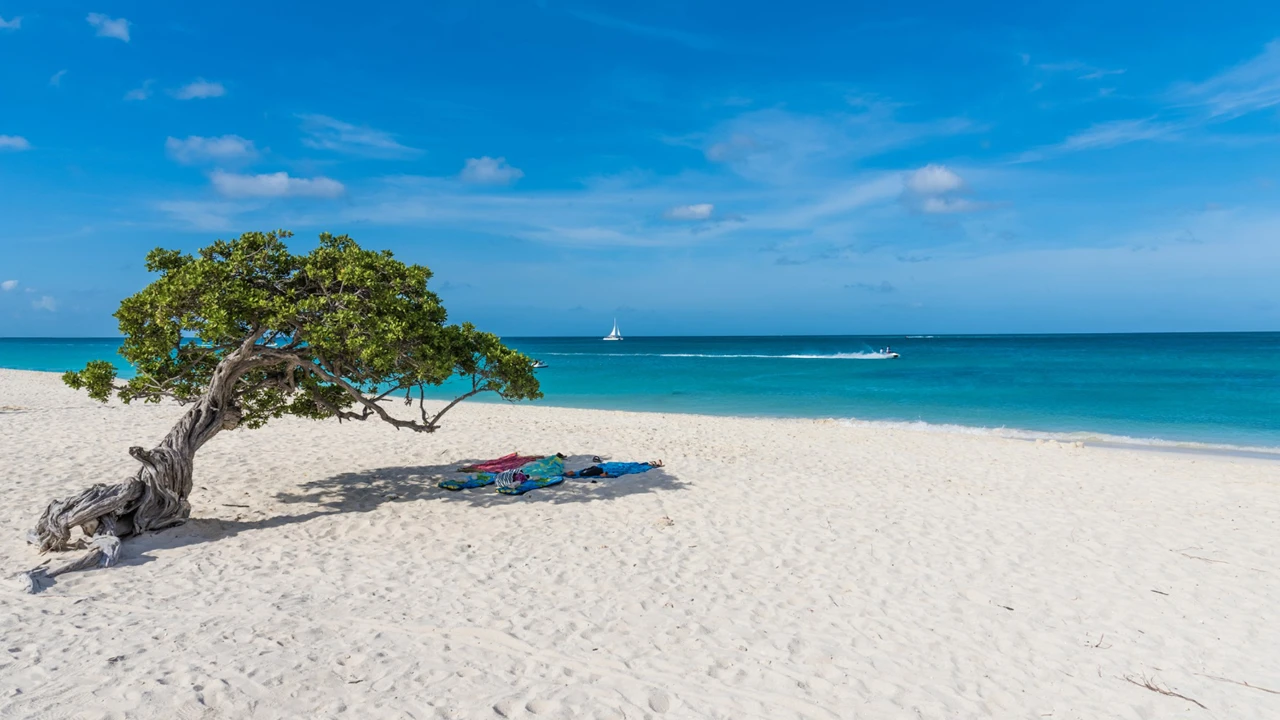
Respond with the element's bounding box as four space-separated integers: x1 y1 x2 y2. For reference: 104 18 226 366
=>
2 329 1280 341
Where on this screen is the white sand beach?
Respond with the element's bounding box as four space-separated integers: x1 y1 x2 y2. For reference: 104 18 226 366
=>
1 367 1278 719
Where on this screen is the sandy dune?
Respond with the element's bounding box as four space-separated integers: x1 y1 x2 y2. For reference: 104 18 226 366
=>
1 368 1278 719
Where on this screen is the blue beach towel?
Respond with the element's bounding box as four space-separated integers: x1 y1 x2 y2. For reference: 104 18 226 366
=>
438 473 497 491
566 461 657 478
495 455 566 496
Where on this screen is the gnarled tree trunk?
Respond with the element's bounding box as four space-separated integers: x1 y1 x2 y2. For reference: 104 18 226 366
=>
19 352 249 593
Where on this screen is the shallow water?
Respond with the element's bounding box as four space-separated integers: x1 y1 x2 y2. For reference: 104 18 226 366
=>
3 333 1278 449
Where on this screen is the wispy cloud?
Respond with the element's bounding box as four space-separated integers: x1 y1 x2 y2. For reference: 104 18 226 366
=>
567 10 715 50
1175 39 1280 118
1036 60 1126 81
166 135 257 165
663 203 715 221
703 105 973 184
49 70 68 87
210 171 344 198
846 281 896 293
31 296 57 312
86 13 130 42
1 280 17 291
1026 40 1280 161
1018 118 1181 162
156 201 253 231
460 156 524 185
1080 68 1125 80
124 80 154 101
0 135 31 151
299 114 420 159
172 79 226 100
0 15 20 30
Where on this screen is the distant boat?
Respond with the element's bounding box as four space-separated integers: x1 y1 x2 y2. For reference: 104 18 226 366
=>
532 360 549 369
878 346 900 359
603 319 623 341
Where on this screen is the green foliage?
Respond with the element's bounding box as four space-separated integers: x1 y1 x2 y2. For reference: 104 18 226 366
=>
63 231 541 430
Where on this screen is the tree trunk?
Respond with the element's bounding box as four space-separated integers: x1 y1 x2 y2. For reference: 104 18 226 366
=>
19 354 248 593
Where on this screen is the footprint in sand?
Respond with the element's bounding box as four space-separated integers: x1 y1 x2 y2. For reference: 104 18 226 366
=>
525 698 553 714
648 691 671 713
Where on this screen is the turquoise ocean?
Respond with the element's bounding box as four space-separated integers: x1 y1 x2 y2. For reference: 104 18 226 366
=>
2 333 1279 451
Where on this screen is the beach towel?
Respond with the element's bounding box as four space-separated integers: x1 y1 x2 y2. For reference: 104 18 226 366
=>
495 471 566 496
496 455 566 496
566 461 658 478
442 455 567 493
438 473 497 491
457 452 544 473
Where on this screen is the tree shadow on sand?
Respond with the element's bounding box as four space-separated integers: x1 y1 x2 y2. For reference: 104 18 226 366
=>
274 454 685 510
103 454 684 575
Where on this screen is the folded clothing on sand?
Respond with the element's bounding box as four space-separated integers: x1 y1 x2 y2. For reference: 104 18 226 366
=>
566 461 659 478
457 452 545 473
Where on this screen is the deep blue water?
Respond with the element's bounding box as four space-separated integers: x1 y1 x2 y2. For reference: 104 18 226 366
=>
2 334 1279 449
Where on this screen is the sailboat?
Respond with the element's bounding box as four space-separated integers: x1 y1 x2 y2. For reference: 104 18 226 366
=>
602 318 623 341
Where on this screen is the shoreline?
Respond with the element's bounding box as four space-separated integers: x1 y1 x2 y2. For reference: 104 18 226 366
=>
4 367 1278 461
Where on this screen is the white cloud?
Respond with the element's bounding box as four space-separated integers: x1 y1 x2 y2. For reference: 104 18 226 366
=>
298 114 419 159
210 171 344 199
460 156 524 185
0 135 31 151
124 80 153 101
906 164 964 195
1 280 17 291
1176 40 1280 118
0 15 21 30
86 13 130 42
901 164 979 214
172 79 226 100
663 203 715 221
49 70 68 87
166 135 257 165
32 296 57 312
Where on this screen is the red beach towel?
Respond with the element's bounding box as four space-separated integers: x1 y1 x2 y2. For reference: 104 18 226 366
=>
457 452 544 473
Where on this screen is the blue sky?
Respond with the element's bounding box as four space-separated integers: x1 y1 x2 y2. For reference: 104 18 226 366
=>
2 1 1279 336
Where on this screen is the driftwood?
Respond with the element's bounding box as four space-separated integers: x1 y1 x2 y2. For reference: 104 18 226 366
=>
17 330 494 592
17 348 245 592
1123 674 1208 710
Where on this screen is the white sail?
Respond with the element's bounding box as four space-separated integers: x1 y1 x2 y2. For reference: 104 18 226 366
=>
603 318 623 340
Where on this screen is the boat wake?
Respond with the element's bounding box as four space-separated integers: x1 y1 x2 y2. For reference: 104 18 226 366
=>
539 352 896 360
